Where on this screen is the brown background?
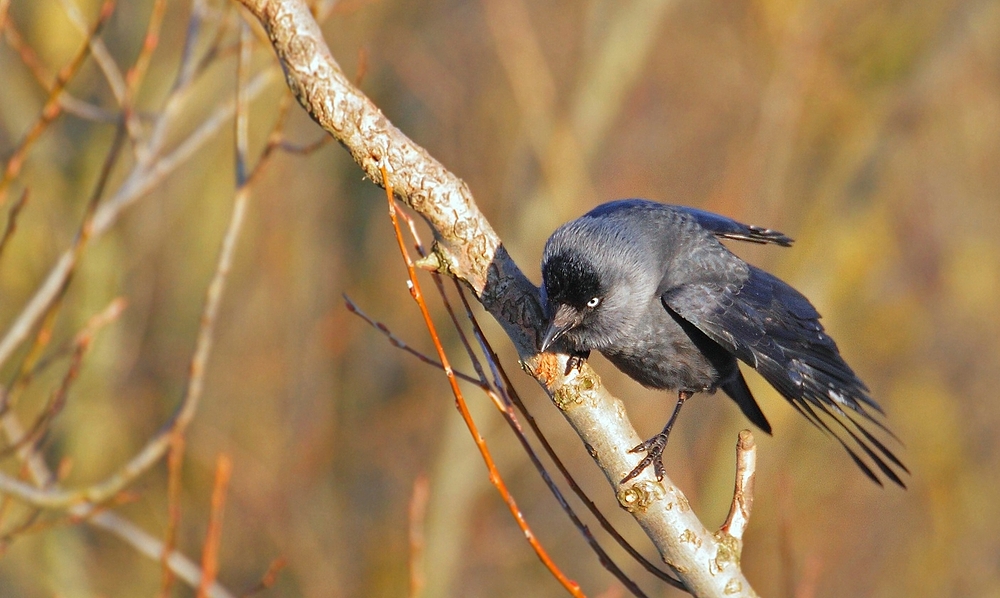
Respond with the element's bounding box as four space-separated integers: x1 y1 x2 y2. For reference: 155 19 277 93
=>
1 0 998 596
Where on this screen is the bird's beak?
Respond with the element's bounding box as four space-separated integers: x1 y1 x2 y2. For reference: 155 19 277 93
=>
540 303 578 352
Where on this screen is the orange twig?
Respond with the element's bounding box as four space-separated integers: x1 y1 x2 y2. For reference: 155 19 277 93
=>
197 454 233 598
159 431 186 598
125 0 167 97
2 18 52 89
380 165 584 597
241 556 287 596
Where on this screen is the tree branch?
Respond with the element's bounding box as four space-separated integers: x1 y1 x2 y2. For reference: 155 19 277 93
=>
236 1 759 595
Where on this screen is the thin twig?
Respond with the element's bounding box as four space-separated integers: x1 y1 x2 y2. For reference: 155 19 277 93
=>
88 510 237 598
0 106 256 507
240 556 287 597
380 165 584 597
158 431 186 598
0 0 116 209
1 332 89 458
57 0 149 155
1 121 126 435
125 0 168 97
344 296 485 387
235 21 252 185
720 430 757 541
19 298 127 381
197 454 233 598
0 189 28 269
2 18 52 88
0 65 278 372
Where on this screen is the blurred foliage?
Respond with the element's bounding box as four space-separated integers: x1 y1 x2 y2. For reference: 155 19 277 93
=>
1 0 999 596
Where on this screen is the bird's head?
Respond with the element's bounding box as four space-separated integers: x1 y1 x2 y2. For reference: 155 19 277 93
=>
539 250 612 353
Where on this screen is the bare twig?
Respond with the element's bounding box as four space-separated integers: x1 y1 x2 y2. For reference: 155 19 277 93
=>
88 511 237 598
0 0 115 208
0 66 279 373
720 430 757 542
159 431 186 598
17 298 127 381
381 165 584 597
2 18 52 88
0 80 258 509
344 296 484 387
198 454 233 598
125 0 168 97
241 557 288 597
57 0 148 153
1 118 127 428
0 189 28 268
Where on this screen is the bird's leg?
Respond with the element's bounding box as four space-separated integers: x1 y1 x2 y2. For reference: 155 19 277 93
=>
621 390 692 483
565 350 591 375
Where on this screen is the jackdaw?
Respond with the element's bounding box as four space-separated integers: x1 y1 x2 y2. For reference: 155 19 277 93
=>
539 199 906 487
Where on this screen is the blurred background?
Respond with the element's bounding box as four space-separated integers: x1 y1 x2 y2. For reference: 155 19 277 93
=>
1 0 998 596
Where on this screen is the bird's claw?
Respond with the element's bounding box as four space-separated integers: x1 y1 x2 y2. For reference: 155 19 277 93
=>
621 433 669 483
564 350 590 376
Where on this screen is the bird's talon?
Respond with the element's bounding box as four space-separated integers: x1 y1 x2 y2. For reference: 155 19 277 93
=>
564 351 590 376
621 434 669 483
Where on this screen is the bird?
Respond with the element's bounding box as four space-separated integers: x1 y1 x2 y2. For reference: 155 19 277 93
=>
538 199 907 487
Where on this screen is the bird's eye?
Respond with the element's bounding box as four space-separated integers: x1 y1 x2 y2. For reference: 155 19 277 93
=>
586 297 601 308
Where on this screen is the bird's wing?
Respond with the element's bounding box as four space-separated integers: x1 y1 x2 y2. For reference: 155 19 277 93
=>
672 206 794 246
661 267 908 487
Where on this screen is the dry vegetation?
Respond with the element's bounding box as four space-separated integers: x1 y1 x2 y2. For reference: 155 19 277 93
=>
1 0 999 596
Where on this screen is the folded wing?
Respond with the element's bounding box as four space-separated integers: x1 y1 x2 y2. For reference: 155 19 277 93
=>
661 267 908 487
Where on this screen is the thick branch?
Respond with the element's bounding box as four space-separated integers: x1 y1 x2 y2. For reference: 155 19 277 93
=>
237 1 758 595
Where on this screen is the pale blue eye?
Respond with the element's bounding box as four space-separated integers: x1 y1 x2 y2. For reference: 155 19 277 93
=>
587 297 601 308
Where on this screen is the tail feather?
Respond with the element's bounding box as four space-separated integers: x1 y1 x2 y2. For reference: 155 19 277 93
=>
721 369 772 435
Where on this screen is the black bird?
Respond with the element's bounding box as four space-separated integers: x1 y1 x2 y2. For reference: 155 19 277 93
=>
539 199 906 487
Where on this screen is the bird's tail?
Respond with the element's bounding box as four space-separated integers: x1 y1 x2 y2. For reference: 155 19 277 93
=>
722 369 772 435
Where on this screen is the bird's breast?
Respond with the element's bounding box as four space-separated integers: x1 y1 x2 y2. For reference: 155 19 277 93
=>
600 302 722 393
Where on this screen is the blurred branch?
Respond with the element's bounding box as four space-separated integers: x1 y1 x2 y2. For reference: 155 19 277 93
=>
88 511 237 598
408 474 429 598
0 0 115 209
58 0 146 152
237 0 760 595
158 431 185 598
0 10 278 596
0 64 278 371
0 189 27 266
484 0 676 226
197 454 233 598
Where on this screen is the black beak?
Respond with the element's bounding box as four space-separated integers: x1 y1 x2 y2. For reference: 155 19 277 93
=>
540 304 578 352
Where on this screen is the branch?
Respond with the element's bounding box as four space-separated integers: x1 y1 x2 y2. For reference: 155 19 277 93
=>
236 1 759 595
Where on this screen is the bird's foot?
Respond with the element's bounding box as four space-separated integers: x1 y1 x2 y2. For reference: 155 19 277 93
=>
621 433 670 484
564 350 591 376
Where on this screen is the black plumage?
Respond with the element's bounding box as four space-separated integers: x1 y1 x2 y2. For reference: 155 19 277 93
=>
539 199 906 487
